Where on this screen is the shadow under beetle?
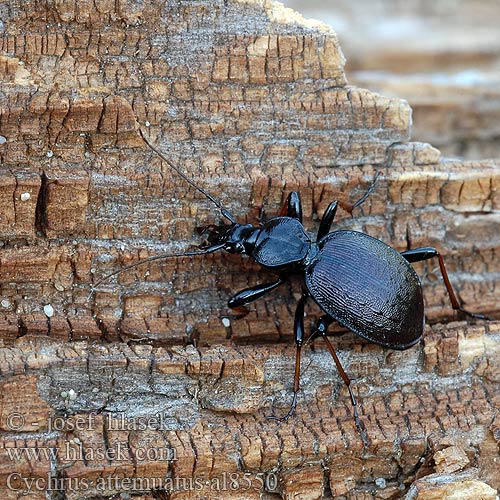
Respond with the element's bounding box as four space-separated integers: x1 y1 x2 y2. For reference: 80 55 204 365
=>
95 129 487 446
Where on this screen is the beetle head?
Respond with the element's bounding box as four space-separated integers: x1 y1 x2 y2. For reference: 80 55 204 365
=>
197 223 257 255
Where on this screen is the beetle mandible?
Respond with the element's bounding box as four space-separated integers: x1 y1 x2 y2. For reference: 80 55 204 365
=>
94 129 487 446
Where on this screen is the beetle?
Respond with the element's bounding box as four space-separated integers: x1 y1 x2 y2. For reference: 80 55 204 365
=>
93 129 487 445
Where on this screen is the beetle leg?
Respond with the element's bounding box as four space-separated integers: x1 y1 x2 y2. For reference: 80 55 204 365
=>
401 247 489 320
317 173 380 240
267 291 308 422
317 201 338 241
311 315 369 446
280 191 303 222
227 278 284 308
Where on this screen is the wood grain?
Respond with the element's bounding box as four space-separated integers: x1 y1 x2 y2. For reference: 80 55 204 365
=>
0 0 498 498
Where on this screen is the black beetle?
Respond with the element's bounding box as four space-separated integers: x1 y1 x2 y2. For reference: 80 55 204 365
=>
94 129 487 445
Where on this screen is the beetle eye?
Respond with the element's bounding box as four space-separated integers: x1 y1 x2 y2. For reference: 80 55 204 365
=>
225 242 244 254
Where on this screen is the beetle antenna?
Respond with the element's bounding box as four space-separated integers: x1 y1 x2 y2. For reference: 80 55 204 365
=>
351 171 381 210
88 243 225 298
139 128 236 224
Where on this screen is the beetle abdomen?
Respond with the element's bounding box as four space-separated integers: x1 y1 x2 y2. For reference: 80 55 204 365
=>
305 230 424 349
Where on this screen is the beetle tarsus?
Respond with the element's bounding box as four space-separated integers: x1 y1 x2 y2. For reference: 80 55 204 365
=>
266 392 298 423
400 247 491 321
314 317 369 446
348 384 369 447
353 409 369 447
457 308 491 321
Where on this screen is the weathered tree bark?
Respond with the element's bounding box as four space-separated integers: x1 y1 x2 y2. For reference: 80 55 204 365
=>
284 0 500 160
0 1 499 499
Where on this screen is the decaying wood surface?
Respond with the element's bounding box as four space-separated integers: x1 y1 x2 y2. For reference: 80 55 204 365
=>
284 0 500 160
0 1 499 499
